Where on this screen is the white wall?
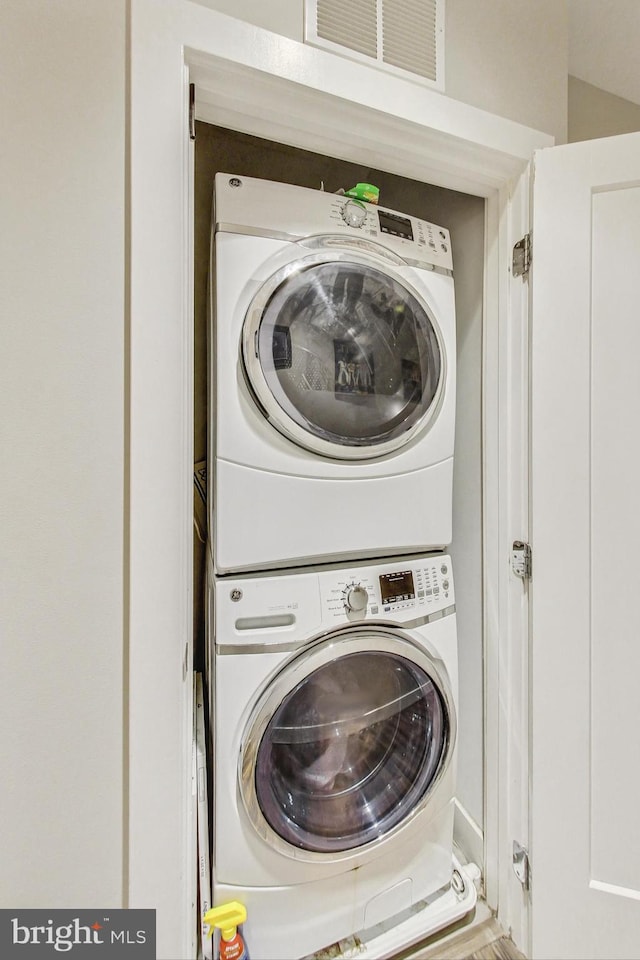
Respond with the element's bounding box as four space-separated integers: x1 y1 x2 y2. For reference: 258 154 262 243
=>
446 0 568 144
192 0 568 142
193 0 303 39
569 75 640 142
0 0 126 907
568 0 640 109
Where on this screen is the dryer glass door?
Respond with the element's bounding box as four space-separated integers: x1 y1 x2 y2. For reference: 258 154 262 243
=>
244 256 444 459
251 647 450 853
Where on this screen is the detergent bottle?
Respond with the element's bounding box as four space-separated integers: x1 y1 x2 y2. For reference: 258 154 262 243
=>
203 901 249 960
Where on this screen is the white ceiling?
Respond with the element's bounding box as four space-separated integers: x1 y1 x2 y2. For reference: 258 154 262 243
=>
569 0 640 105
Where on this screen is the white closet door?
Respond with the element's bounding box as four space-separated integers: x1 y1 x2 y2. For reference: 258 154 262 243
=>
530 131 640 959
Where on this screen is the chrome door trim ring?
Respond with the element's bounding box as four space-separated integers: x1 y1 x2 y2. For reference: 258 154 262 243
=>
238 624 457 862
241 241 448 461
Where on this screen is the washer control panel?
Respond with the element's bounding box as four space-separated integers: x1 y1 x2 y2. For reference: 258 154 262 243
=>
319 555 453 624
216 555 454 646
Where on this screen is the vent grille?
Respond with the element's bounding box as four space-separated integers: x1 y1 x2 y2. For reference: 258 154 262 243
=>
317 0 377 58
383 0 437 81
306 0 443 89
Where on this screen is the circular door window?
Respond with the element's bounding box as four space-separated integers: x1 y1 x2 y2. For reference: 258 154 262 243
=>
242 252 444 460
242 636 453 856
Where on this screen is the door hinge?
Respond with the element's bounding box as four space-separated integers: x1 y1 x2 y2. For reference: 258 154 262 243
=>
189 83 196 141
512 232 531 278
513 841 531 890
512 540 532 580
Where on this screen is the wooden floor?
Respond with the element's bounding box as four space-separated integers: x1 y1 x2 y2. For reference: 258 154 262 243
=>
397 917 526 960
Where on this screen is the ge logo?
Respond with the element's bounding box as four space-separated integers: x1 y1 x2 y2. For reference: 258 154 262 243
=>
229 177 242 188
230 589 243 602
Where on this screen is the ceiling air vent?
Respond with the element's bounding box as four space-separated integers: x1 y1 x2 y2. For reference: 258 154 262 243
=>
305 0 444 90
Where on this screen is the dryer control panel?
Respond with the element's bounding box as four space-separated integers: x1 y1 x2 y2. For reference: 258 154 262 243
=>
214 172 453 272
318 555 453 624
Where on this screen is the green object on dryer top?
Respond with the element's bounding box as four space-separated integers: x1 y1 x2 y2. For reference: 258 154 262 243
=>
345 182 380 204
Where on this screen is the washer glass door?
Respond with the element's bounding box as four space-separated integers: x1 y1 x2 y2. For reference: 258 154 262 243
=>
245 638 452 855
243 249 444 459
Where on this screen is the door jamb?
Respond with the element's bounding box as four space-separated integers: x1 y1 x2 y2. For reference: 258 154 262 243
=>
129 4 545 954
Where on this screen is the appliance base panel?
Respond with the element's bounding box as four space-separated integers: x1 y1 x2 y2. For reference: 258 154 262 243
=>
212 803 457 960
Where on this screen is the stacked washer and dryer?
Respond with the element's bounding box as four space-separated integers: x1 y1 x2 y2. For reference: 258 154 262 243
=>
206 174 474 959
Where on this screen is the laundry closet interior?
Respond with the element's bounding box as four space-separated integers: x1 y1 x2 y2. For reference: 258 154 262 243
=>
195 119 488 957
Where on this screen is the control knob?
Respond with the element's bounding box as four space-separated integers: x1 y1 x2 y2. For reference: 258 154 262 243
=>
341 200 367 228
344 583 369 613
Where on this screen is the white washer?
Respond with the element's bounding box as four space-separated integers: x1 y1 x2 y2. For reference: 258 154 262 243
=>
208 553 460 960
210 174 457 573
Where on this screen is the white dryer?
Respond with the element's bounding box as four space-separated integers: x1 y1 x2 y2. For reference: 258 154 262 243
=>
207 554 462 960
210 174 457 573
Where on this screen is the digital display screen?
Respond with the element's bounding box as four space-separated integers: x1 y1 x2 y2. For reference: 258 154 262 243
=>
378 210 414 241
380 570 415 604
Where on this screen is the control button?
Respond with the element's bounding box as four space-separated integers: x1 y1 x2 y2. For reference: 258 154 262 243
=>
341 200 367 228
417 590 425 598
344 583 368 613
443 579 450 590
370 605 379 615
441 564 448 574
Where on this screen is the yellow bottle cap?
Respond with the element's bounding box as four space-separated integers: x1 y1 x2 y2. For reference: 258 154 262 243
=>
203 901 247 941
